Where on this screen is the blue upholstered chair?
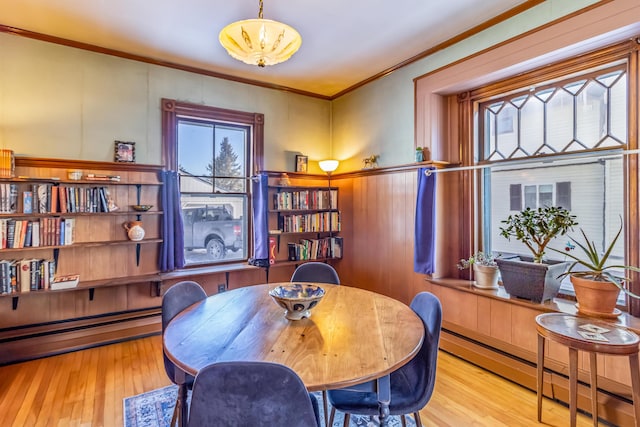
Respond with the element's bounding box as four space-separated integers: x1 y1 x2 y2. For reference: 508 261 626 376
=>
187 361 321 427
161 281 207 427
291 261 340 421
327 292 442 427
291 262 340 285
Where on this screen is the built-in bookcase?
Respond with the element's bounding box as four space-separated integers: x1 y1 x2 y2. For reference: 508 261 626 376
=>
268 185 343 265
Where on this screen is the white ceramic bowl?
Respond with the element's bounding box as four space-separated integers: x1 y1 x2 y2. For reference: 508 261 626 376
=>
269 284 325 320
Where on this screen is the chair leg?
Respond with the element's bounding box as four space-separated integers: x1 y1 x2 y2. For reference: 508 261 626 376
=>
401 414 407 427
344 413 350 427
170 395 180 427
322 390 329 427
329 407 336 427
414 411 423 427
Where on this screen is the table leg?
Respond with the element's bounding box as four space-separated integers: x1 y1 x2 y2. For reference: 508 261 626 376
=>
377 375 391 427
628 352 640 427
588 352 598 427
537 334 545 423
569 348 578 427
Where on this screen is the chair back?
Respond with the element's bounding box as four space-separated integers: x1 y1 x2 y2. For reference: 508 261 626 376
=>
161 281 207 382
291 262 340 285
396 291 442 409
188 361 320 427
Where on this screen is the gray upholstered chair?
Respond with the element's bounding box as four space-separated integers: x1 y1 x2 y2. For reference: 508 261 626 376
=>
161 280 207 427
327 292 442 427
187 361 321 427
291 261 340 285
291 260 340 421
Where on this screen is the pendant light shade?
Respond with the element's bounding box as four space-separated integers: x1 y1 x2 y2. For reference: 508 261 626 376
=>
219 1 302 67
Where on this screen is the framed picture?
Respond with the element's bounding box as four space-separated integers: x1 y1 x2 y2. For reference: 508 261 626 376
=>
115 141 135 163
295 155 308 173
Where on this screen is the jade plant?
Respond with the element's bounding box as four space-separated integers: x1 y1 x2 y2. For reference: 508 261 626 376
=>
499 206 577 263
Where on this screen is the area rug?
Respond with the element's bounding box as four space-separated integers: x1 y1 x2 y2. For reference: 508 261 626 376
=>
123 385 416 427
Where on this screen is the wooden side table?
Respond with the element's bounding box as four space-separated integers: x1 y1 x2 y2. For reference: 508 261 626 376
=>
536 313 640 427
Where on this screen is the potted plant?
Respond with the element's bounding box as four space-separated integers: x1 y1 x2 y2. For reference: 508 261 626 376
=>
497 206 577 302
457 251 499 289
550 222 640 318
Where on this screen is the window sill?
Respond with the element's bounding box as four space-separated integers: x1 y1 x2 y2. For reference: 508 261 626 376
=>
426 277 640 333
160 262 260 280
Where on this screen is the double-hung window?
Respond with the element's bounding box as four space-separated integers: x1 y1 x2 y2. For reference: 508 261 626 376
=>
470 42 638 304
162 99 264 266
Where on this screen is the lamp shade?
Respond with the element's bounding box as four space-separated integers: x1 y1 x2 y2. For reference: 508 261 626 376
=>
219 18 302 67
319 160 339 173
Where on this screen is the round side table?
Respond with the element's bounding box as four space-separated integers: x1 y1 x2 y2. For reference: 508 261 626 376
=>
536 313 640 427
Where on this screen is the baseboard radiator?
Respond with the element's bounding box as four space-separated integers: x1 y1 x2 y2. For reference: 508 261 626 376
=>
0 307 161 366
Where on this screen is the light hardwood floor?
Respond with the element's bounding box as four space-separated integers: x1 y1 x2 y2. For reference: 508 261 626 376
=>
0 335 593 427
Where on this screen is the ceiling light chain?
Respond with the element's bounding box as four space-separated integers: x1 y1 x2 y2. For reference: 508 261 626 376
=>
219 0 302 67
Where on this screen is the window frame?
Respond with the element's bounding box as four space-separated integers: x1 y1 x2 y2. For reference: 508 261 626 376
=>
161 98 264 266
458 40 640 315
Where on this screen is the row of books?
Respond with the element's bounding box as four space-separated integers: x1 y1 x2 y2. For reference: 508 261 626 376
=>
26 184 117 214
0 149 14 178
0 183 18 213
279 212 341 233
286 236 343 261
273 189 337 211
0 218 75 249
0 258 56 294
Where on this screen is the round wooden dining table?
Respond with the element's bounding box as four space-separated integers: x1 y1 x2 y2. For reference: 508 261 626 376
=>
163 282 425 426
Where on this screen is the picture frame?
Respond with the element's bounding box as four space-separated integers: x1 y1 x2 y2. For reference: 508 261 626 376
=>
115 141 136 163
295 155 308 173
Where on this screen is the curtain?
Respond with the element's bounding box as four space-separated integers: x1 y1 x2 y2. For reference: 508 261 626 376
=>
414 167 436 274
249 172 270 267
159 170 185 272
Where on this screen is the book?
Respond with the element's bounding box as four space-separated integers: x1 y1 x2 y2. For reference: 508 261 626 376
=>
22 191 33 214
50 274 79 290
18 259 31 293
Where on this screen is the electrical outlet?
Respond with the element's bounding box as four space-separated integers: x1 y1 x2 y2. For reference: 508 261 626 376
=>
217 284 226 293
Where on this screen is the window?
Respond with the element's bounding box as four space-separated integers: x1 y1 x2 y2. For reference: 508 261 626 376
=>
474 58 629 301
162 99 264 266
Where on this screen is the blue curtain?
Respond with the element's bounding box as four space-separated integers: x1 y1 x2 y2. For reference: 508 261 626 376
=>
414 167 436 274
159 170 185 272
249 172 270 267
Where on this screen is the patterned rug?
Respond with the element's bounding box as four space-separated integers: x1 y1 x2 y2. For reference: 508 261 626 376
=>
123 385 416 427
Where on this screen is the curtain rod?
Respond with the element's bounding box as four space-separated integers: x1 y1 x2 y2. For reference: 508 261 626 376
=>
424 148 640 176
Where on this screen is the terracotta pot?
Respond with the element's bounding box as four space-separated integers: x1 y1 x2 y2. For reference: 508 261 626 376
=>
571 275 621 318
472 264 499 289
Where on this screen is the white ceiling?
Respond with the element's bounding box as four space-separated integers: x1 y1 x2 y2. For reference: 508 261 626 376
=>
1 0 529 98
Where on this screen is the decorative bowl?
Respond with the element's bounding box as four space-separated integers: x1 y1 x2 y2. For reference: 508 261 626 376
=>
132 204 153 212
269 284 325 320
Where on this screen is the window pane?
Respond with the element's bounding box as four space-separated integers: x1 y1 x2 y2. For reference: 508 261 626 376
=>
539 184 553 207
487 156 623 265
178 121 214 176
509 184 521 211
214 126 247 193
524 185 536 209
181 194 248 264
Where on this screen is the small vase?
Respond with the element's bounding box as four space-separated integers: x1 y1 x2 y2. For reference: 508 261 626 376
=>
123 221 145 241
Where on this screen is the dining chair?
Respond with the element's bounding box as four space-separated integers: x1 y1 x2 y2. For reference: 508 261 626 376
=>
291 261 340 285
187 361 321 427
327 291 442 427
291 260 340 421
162 280 207 427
